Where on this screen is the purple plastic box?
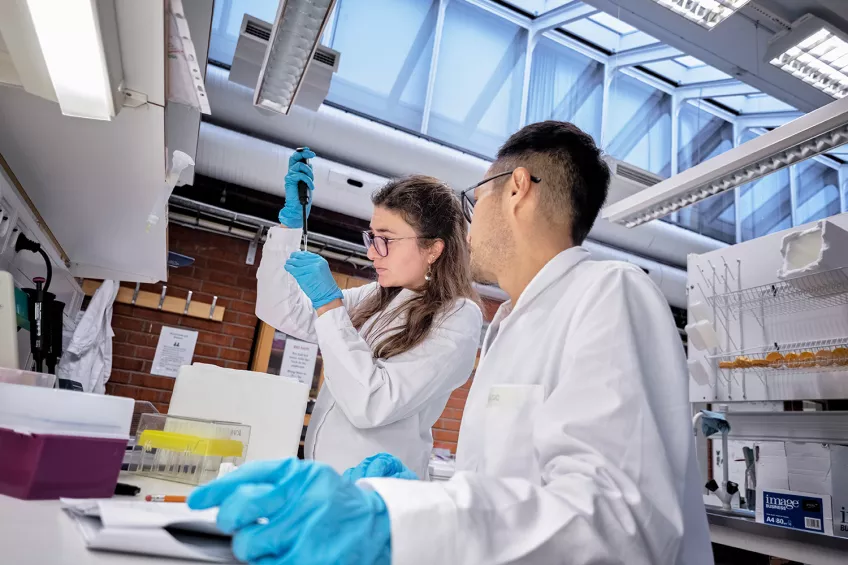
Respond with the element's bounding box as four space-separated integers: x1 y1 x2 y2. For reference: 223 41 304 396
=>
0 427 128 500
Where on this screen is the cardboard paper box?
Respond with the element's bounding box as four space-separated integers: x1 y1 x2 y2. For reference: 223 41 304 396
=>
785 443 848 538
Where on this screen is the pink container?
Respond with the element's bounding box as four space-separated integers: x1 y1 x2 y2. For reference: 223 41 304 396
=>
0 428 128 500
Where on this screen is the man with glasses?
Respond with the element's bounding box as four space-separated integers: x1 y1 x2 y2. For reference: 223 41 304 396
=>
187 121 712 565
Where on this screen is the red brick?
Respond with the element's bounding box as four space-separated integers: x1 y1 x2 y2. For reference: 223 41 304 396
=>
108 370 134 385
197 332 233 347
433 430 459 443
129 307 183 326
134 346 157 360
153 402 170 414
113 356 144 372
167 273 203 291
201 281 243 300
206 258 243 273
113 303 136 317
434 418 461 431
195 267 240 287
229 300 255 314
223 310 240 324
446 397 467 410
224 361 249 370
140 375 176 391
112 316 147 332
450 388 469 400
194 356 226 367
440 408 464 420
220 348 250 363
237 313 258 328
238 275 257 288
195 343 221 358
113 328 131 343
179 317 223 333
126 332 160 347
232 337 253 351
460 378 473 390
433 441 457 453
222 324 255 339
242 289 257 303
113 343 136 358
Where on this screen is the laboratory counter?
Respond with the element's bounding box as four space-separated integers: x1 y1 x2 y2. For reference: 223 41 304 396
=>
0 474 202 565
708 507 848 565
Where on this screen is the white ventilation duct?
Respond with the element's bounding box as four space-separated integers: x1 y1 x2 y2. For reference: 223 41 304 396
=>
202 64 724 268
195 122 688 308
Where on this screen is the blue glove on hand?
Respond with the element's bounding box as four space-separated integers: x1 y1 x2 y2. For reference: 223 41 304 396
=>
279 147 317 228
284 251 344 309
343 453 418 483
187 459 391 565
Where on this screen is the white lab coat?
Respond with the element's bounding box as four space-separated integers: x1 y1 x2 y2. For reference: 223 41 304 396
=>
362 247 713 564
255 226 482 479
56 279 119 394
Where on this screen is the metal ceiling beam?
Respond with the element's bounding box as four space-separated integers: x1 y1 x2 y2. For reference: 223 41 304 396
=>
578 0 832 113
530 2 598 35
610 43 681 68
463 0 531 28
734 110 803 130
677 78 759 101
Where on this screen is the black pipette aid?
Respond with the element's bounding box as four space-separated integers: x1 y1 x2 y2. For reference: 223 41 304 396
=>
296 147 311 251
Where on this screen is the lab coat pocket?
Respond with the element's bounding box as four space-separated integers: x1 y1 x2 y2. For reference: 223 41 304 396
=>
483 384 544 482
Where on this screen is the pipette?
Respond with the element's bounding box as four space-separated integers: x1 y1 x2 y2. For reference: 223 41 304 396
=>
296 147 310 251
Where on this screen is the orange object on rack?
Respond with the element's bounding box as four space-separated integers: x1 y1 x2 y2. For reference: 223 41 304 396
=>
784 353 801 368
765 352 784 368
733 356 753 369
799 351 815 366
816 349 834 366
750 359 769 367
718 361 734 370
833 347 848 366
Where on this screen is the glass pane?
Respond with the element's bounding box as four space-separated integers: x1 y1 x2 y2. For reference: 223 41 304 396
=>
672 103 735 243
209 0 279 66
794 160 841 225
428 0 526 158
527 37 603 142
606 72 671 177
325 0 437 131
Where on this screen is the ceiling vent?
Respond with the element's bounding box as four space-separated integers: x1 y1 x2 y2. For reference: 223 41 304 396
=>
230 14 340 112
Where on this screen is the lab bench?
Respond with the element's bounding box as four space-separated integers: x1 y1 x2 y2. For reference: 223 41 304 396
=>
708 507 848 565
0 474 199 565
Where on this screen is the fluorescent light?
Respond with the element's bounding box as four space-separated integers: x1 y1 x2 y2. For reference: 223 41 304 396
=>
602 94 848 228
650 0 751 30
26 0 117 120
254 0 337 115
767 15 848 100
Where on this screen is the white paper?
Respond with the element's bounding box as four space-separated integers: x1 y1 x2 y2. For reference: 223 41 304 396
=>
279 337 319 385
151 326 199 378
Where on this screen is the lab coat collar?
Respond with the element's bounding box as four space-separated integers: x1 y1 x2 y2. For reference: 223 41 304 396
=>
494 246 590 324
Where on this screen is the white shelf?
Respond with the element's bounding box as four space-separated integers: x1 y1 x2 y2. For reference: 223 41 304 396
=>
707 267 848 320
725 411 848 444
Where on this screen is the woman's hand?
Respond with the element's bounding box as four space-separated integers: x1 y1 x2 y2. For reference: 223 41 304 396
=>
342 453 419 483
279 147 317 228
284 251 344 309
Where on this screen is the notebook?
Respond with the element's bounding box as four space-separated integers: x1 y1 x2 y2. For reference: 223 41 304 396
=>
62 499 236 563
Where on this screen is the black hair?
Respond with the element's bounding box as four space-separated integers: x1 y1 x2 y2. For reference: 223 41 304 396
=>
495 121 611 244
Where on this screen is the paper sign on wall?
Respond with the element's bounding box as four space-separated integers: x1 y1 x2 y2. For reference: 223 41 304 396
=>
151 326 199 378
280 337 318 385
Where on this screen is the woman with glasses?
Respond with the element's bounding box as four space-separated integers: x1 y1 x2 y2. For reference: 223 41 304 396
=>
256 148 482 479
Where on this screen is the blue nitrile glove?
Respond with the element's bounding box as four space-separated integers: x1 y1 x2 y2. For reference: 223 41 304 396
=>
279 147 317 228
284 251 344 309
700 409 731 438
343 453 418 483
187 459 391 565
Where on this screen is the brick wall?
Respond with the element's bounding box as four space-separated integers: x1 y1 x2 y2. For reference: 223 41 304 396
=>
106 225 261 412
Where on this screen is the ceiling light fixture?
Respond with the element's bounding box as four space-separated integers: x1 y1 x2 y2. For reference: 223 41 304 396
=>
26 0 122 120
767 14 848 100
254 0 337 115
603 94 848 228
649 0 751 30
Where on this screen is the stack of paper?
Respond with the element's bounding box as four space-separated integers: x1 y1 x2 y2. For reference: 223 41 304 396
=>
62 499 236 563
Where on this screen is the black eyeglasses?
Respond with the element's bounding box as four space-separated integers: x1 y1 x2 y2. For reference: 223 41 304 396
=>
362 231 435 258
460 169 541 222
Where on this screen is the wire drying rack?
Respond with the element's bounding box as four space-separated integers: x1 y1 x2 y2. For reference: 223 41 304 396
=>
709 337 848 377
706 267 848 320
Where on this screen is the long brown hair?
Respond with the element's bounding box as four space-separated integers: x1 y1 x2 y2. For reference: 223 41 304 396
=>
350 175 476 359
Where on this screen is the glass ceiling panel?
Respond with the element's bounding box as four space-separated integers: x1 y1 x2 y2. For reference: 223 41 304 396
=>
675 55 706 68
711 92 796 114
589 12 637 35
